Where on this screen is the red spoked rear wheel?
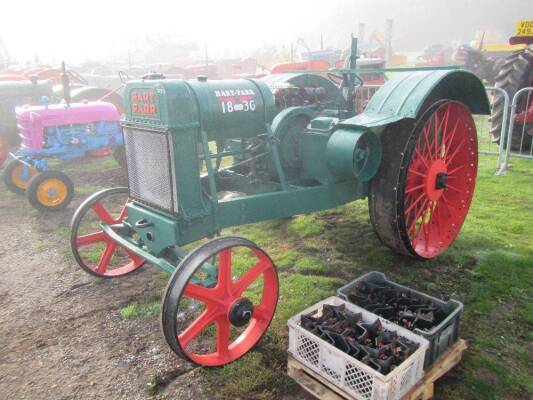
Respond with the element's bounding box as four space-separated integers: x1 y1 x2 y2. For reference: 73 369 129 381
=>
402 101 477 258
70 187 145 277
369 100 478 259
0 135 7 168
162 237 279 367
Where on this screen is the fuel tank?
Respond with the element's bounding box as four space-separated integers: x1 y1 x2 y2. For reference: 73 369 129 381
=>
123 77 277 140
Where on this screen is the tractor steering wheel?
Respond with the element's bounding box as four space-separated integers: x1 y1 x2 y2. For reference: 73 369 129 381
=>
68 69 88 85
118 71 132 84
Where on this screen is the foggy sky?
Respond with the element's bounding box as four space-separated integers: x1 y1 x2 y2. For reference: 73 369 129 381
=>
0 0 530 64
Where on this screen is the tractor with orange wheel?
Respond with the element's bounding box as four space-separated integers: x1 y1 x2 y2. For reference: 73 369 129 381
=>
70 38 489 367
3 99 124 211
3 64 124 211
0 64 126 169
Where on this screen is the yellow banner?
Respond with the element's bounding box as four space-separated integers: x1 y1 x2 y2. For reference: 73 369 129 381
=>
516 20 533 37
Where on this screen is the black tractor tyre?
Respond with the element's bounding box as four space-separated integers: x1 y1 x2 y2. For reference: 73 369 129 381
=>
368 119 416 258
70 87 124 114
490 46 533 150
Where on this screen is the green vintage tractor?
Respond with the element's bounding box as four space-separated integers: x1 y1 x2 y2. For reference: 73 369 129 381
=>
70 38 489 367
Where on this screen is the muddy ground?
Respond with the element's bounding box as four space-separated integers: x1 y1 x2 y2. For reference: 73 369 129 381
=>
0 160 216 400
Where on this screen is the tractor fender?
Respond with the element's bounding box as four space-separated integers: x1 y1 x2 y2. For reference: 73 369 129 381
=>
338 69 490 131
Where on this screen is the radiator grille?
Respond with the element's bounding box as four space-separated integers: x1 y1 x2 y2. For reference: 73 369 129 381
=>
124 127 177 214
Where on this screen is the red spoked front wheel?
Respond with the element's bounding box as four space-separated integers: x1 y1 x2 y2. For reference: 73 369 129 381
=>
70 187 145 277
369 100 478 259
161 237 279 367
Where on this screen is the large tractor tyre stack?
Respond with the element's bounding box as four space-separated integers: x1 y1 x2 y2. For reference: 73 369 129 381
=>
490 47 533 150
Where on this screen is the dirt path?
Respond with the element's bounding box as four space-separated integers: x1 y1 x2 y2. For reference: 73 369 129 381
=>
0 166 209 399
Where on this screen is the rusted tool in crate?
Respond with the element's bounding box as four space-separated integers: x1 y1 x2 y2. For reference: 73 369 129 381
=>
347 282 448 331
300 303 419 374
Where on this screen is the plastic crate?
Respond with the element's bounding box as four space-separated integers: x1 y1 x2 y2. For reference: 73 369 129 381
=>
337 271 463 368
288 297 429 400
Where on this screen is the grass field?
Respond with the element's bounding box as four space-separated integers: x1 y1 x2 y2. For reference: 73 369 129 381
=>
114 152 533 399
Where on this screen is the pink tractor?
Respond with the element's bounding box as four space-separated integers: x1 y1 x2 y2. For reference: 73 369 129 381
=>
3 98 124 211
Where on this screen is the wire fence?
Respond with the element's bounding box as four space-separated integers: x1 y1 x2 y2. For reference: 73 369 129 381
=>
499 87 533 174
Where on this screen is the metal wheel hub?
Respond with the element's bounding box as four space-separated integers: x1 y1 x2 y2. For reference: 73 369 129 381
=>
228 298 254 327
425 159 447 200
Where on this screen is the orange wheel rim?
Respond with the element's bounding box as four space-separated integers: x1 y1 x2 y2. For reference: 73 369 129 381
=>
36 179 68 207
12 165 38 190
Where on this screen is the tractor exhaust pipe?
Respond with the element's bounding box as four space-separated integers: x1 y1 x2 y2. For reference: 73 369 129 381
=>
61 61 71 106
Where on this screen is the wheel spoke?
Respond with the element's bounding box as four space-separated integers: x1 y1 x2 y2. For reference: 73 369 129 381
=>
437 105 451 156
233 259 269 297
77 231 107 246
405 192 427 216
405 183 425 194
444 120 460 155
446 183 461 193
123 248 144 265
253 306 270 321
408 168 427 178
184 283 221 305
440 194 458 218
407 198 429 236
414 146 430 167
422 124 435 161
179 306 220 348
429 200 443 239
217 248 233 296
421 206 431 252
445 138 465 166
216 317 231 358
92 201 117 224
447 164 465 175
95 242 116 273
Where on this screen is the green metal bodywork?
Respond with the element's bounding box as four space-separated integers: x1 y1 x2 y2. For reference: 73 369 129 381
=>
339 69 490 131
115 62 490 273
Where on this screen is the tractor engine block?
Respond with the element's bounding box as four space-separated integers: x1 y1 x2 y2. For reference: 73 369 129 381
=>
122 77 382 217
